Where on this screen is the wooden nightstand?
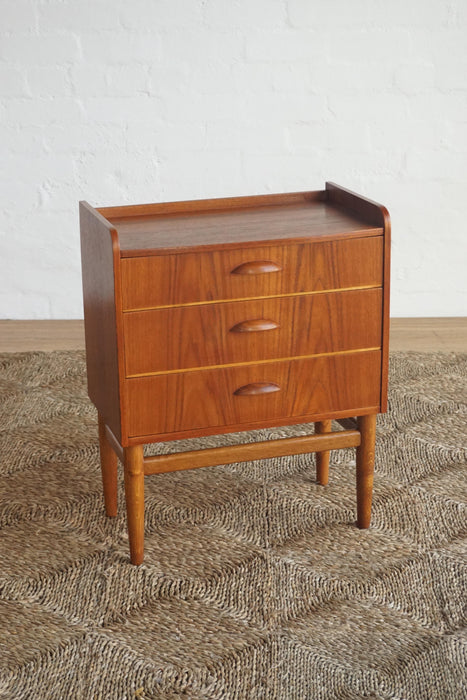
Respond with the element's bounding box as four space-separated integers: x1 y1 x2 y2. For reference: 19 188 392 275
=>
79 182 390 565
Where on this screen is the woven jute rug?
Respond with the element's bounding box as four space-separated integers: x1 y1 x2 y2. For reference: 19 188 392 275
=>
0 351 466 699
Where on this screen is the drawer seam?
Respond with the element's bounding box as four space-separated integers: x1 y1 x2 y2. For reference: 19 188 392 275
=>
122 284 382 313
125 346 381 379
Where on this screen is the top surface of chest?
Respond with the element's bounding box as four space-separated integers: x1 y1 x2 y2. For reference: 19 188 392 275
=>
97 191 382 257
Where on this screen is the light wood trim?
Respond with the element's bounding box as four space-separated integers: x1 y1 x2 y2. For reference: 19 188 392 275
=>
143 429 361 475
125 346 381 379
123 287 382 378
121 284 381 313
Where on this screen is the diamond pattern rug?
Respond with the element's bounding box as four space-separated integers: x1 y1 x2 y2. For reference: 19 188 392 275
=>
0 351 466 699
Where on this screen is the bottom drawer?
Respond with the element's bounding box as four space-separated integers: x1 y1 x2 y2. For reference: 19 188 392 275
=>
125 350 381 440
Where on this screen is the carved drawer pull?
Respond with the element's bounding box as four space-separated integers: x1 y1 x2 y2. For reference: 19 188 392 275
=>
230 318 280 333
231 260 282 275
234 382 281 396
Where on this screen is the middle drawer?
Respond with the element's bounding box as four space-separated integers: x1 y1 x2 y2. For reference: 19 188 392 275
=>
123 287 382 376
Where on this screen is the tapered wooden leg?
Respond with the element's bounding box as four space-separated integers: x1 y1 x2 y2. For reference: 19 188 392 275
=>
123 444 145 565
316 420 332 485
356 414 377 529
97 415 118 517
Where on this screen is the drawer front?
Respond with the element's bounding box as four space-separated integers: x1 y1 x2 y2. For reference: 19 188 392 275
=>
121 236 383 310
125 350 381 439
123 288 382 376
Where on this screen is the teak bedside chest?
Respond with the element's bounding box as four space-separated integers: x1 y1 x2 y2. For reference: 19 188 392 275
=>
80 182 390 565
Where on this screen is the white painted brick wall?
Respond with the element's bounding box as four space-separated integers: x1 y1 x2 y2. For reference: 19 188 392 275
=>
1 0 466 319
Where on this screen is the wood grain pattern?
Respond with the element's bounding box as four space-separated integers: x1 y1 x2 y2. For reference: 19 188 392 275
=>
100 197 381 257
98 188 325 219
144 429 361 475
123 288 383 376
315 419 332 486
356 413 377 528
121 236 383 311
123 444 145 565
326 181 388 227
4 319 466 354
127 407 380 446
79 202 123 441
125 350 381 439
327 182 391 412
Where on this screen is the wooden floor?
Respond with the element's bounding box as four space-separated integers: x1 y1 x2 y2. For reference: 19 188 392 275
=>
389 318 467 352
0 318 466 352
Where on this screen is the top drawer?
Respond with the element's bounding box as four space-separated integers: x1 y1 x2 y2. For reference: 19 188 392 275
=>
121 236 383 311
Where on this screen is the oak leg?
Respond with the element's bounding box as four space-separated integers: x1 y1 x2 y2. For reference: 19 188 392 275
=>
356 414 377 529
123 445 145 565
316 420 332 485
97 414 118 517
